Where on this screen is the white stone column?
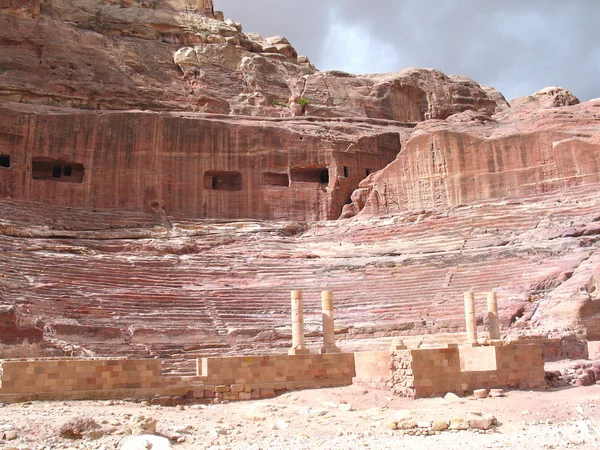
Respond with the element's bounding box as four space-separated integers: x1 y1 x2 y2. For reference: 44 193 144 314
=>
289 290 309 355
487 291 500 340
320 291 340 354
464 291 478 345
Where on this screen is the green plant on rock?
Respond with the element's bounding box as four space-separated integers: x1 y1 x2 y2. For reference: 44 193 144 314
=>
298 97 309 107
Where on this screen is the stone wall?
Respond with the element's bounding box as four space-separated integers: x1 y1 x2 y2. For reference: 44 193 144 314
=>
588 341 600 360
0 358 162 394
388 350 415 397
506 333 589 361
352 351 391 390
199 353 355 386
390 344 546 398
0 352 360 402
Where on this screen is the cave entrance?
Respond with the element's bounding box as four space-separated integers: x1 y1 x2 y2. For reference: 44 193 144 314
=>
262 172 290 187
32 158 84 183
0 155 10 168
203 171 242 191
290 167 329 185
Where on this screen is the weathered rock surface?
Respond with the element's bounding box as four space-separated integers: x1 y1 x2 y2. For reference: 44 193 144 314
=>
344 97 600 217
1 0 600 368
0 0 502 117
0 304 42 344
0 102 407 221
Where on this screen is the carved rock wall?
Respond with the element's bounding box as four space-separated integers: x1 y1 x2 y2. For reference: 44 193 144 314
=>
347 100 600 217
0 103 406 221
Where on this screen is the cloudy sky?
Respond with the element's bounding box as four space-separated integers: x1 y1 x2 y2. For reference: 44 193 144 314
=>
218 0 599 102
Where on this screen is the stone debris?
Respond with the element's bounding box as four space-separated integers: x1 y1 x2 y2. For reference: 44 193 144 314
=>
489 389 505 398
57 416 101 440
546 361 600 387
120 435 172 450
2 430 17 441
128 415 157 436
474 389 489 399
444 392 461 401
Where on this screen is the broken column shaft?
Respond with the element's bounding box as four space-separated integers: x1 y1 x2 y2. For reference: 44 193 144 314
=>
487 291 500 340
289 290 309 355
320 291 340 354
464 291 478 345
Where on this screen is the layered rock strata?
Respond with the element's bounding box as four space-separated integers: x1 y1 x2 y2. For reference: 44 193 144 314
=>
0 0 600 374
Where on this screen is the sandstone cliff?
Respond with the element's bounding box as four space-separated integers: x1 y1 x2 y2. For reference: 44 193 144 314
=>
1 0 599 366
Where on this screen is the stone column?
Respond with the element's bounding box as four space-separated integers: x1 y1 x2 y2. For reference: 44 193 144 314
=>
487 291 500 340
289 290 309 355
464 291 478 345
320 291 340 354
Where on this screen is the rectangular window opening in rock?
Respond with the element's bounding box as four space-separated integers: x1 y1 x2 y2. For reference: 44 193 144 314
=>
0 155 9 168
343 166 349 178
203 171 242 191
262 172 290 187
290 167 329 185
365 168 374 177
31 158 85 183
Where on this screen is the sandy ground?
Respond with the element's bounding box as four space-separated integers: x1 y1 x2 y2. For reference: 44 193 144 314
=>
0 379 599 450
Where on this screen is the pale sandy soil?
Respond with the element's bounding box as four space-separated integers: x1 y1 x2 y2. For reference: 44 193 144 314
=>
0 373 599 449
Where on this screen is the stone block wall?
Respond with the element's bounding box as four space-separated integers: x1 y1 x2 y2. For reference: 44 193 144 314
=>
199 353 355 386
411 347 463 398
390 344 546 398
0 358 162 394
507 333 588 361
352 351 391 390
588 341 600 360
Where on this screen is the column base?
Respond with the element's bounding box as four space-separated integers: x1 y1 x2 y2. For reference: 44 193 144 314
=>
288 347 310 355
320 345 341 354
463 342 480 348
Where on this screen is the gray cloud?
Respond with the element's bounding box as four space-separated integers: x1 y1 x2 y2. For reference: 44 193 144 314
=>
218 0 599 101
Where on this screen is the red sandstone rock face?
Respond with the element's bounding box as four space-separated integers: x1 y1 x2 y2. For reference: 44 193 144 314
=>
0 0 501 118
1 0 600 366
1 184 599 372
343 98 600 218
0 103 409 221
0 305 43 344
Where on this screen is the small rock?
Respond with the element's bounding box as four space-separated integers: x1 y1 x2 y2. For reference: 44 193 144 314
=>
432 420 449 431
417 421 432 429
128 415 157 436
339 403 353 412
397 420 417 430
470 419 491 430
320 401 338 409
473 389 488 399
3 430 17 441
383 421 398 430
208 428 227 439
275 420 289 430
120 435 172 450
489 389 505 398
243 412 266 422
58 416 101 440
449 418 469 431
444 392 460 400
